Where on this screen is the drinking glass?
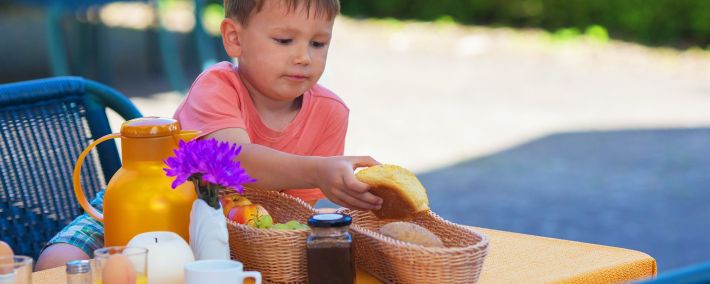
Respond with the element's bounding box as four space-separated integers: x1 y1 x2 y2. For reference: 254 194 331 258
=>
93 246 148 284
0 255 32 284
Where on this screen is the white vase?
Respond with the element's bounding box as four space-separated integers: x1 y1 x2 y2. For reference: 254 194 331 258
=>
189 199 230 260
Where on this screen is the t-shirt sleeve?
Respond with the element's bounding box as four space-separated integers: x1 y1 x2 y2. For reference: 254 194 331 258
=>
174 70 246 136
281 91 349 202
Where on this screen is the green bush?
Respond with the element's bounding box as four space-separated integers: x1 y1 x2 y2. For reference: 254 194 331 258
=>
340 0 710 48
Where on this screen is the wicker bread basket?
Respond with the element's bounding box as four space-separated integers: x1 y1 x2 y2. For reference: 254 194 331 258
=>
223 188 317 284
340 208 489 284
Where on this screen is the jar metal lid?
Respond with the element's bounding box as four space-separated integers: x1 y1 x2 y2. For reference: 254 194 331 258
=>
66 260 90 274
308 213 352 228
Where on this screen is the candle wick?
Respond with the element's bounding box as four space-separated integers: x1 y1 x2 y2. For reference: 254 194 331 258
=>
154 237 158 243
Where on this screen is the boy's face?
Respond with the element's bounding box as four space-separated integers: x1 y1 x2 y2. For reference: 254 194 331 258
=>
229 1 335 101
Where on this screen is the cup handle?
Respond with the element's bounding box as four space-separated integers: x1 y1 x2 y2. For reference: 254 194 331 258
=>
73 133 120 222
240 271 261 284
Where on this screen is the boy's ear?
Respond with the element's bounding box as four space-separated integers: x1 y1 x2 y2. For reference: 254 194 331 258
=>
221 18 242 58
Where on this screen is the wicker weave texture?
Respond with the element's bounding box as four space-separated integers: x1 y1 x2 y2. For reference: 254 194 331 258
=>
0 95 105 259
0 77 141 259
342 209 489 284
224 189 317 284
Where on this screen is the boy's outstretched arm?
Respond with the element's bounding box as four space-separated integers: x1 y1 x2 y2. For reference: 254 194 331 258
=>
206 128 383 211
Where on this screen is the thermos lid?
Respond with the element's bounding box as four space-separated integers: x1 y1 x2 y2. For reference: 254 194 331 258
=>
121 117 180 138
66 259 90 274
308 213 352 228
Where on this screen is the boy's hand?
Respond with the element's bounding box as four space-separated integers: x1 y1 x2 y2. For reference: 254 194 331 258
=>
314 156 383 211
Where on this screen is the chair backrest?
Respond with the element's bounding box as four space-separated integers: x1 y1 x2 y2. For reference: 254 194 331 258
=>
0 76 142 259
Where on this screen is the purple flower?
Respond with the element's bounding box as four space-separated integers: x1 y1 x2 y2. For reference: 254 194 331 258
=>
164 139 256 195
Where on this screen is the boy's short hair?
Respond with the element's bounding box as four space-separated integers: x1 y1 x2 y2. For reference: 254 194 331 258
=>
224 0 340 26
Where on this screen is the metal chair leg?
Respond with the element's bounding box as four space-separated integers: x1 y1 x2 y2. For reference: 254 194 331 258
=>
154 0 189 92
46 2 70 76
194 0 218 70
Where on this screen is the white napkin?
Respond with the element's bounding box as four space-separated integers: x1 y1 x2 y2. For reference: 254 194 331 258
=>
189 199 230 260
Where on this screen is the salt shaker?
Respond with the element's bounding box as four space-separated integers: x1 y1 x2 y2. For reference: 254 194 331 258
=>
66 260 91 284
306 213 355 284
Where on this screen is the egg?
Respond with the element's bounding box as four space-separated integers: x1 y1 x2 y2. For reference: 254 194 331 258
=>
102 254 137 284
0 241 13 258
0 241 14 274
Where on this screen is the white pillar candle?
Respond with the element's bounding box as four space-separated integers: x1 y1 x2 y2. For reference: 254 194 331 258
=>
128 231 195 284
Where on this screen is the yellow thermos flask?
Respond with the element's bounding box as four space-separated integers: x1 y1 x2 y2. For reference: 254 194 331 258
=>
73 117 198 246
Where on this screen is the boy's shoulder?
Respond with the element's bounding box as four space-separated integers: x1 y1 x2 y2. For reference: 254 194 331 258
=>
194 61 239 84
186 61 241 97
205 61 237 73
310 84 349 112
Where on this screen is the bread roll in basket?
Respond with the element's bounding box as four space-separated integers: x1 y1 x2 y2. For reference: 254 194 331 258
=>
350 164 489 283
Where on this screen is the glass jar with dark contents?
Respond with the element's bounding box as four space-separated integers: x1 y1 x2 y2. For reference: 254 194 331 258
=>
306 213 355 284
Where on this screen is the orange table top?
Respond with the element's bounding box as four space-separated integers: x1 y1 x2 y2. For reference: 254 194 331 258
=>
32 226 656 284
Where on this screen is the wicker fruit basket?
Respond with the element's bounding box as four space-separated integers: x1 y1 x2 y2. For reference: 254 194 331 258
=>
340 208 489 284
223 188 316 284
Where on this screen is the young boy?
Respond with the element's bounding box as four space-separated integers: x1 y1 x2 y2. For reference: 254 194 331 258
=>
36 0 382 270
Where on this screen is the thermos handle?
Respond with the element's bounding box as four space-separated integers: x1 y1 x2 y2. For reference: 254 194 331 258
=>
73 133 121 223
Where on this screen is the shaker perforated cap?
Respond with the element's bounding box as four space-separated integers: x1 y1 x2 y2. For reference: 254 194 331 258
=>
307 213 352 228
66 259 90 274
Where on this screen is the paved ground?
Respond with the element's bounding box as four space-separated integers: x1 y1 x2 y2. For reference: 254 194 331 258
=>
105 19 710 271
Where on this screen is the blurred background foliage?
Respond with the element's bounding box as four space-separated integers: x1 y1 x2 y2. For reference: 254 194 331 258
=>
340 0 710 49
4 0 707 50
2 0 709 85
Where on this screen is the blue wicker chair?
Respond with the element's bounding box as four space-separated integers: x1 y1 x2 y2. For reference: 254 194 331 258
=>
0 77 142 260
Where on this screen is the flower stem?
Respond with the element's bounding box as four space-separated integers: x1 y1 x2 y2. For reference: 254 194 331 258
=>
191 175 221 209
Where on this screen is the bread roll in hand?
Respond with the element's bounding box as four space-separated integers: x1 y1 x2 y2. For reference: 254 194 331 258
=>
355 164 429 219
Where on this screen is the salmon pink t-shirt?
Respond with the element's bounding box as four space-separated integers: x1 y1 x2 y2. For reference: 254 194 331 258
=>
174 62 349 202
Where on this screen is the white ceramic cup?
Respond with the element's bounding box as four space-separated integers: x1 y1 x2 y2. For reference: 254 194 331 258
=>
184 260 261 284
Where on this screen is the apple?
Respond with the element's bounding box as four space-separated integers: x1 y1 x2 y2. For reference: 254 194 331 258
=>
227 204 270 227
219 195 252 216
232 196 252 206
